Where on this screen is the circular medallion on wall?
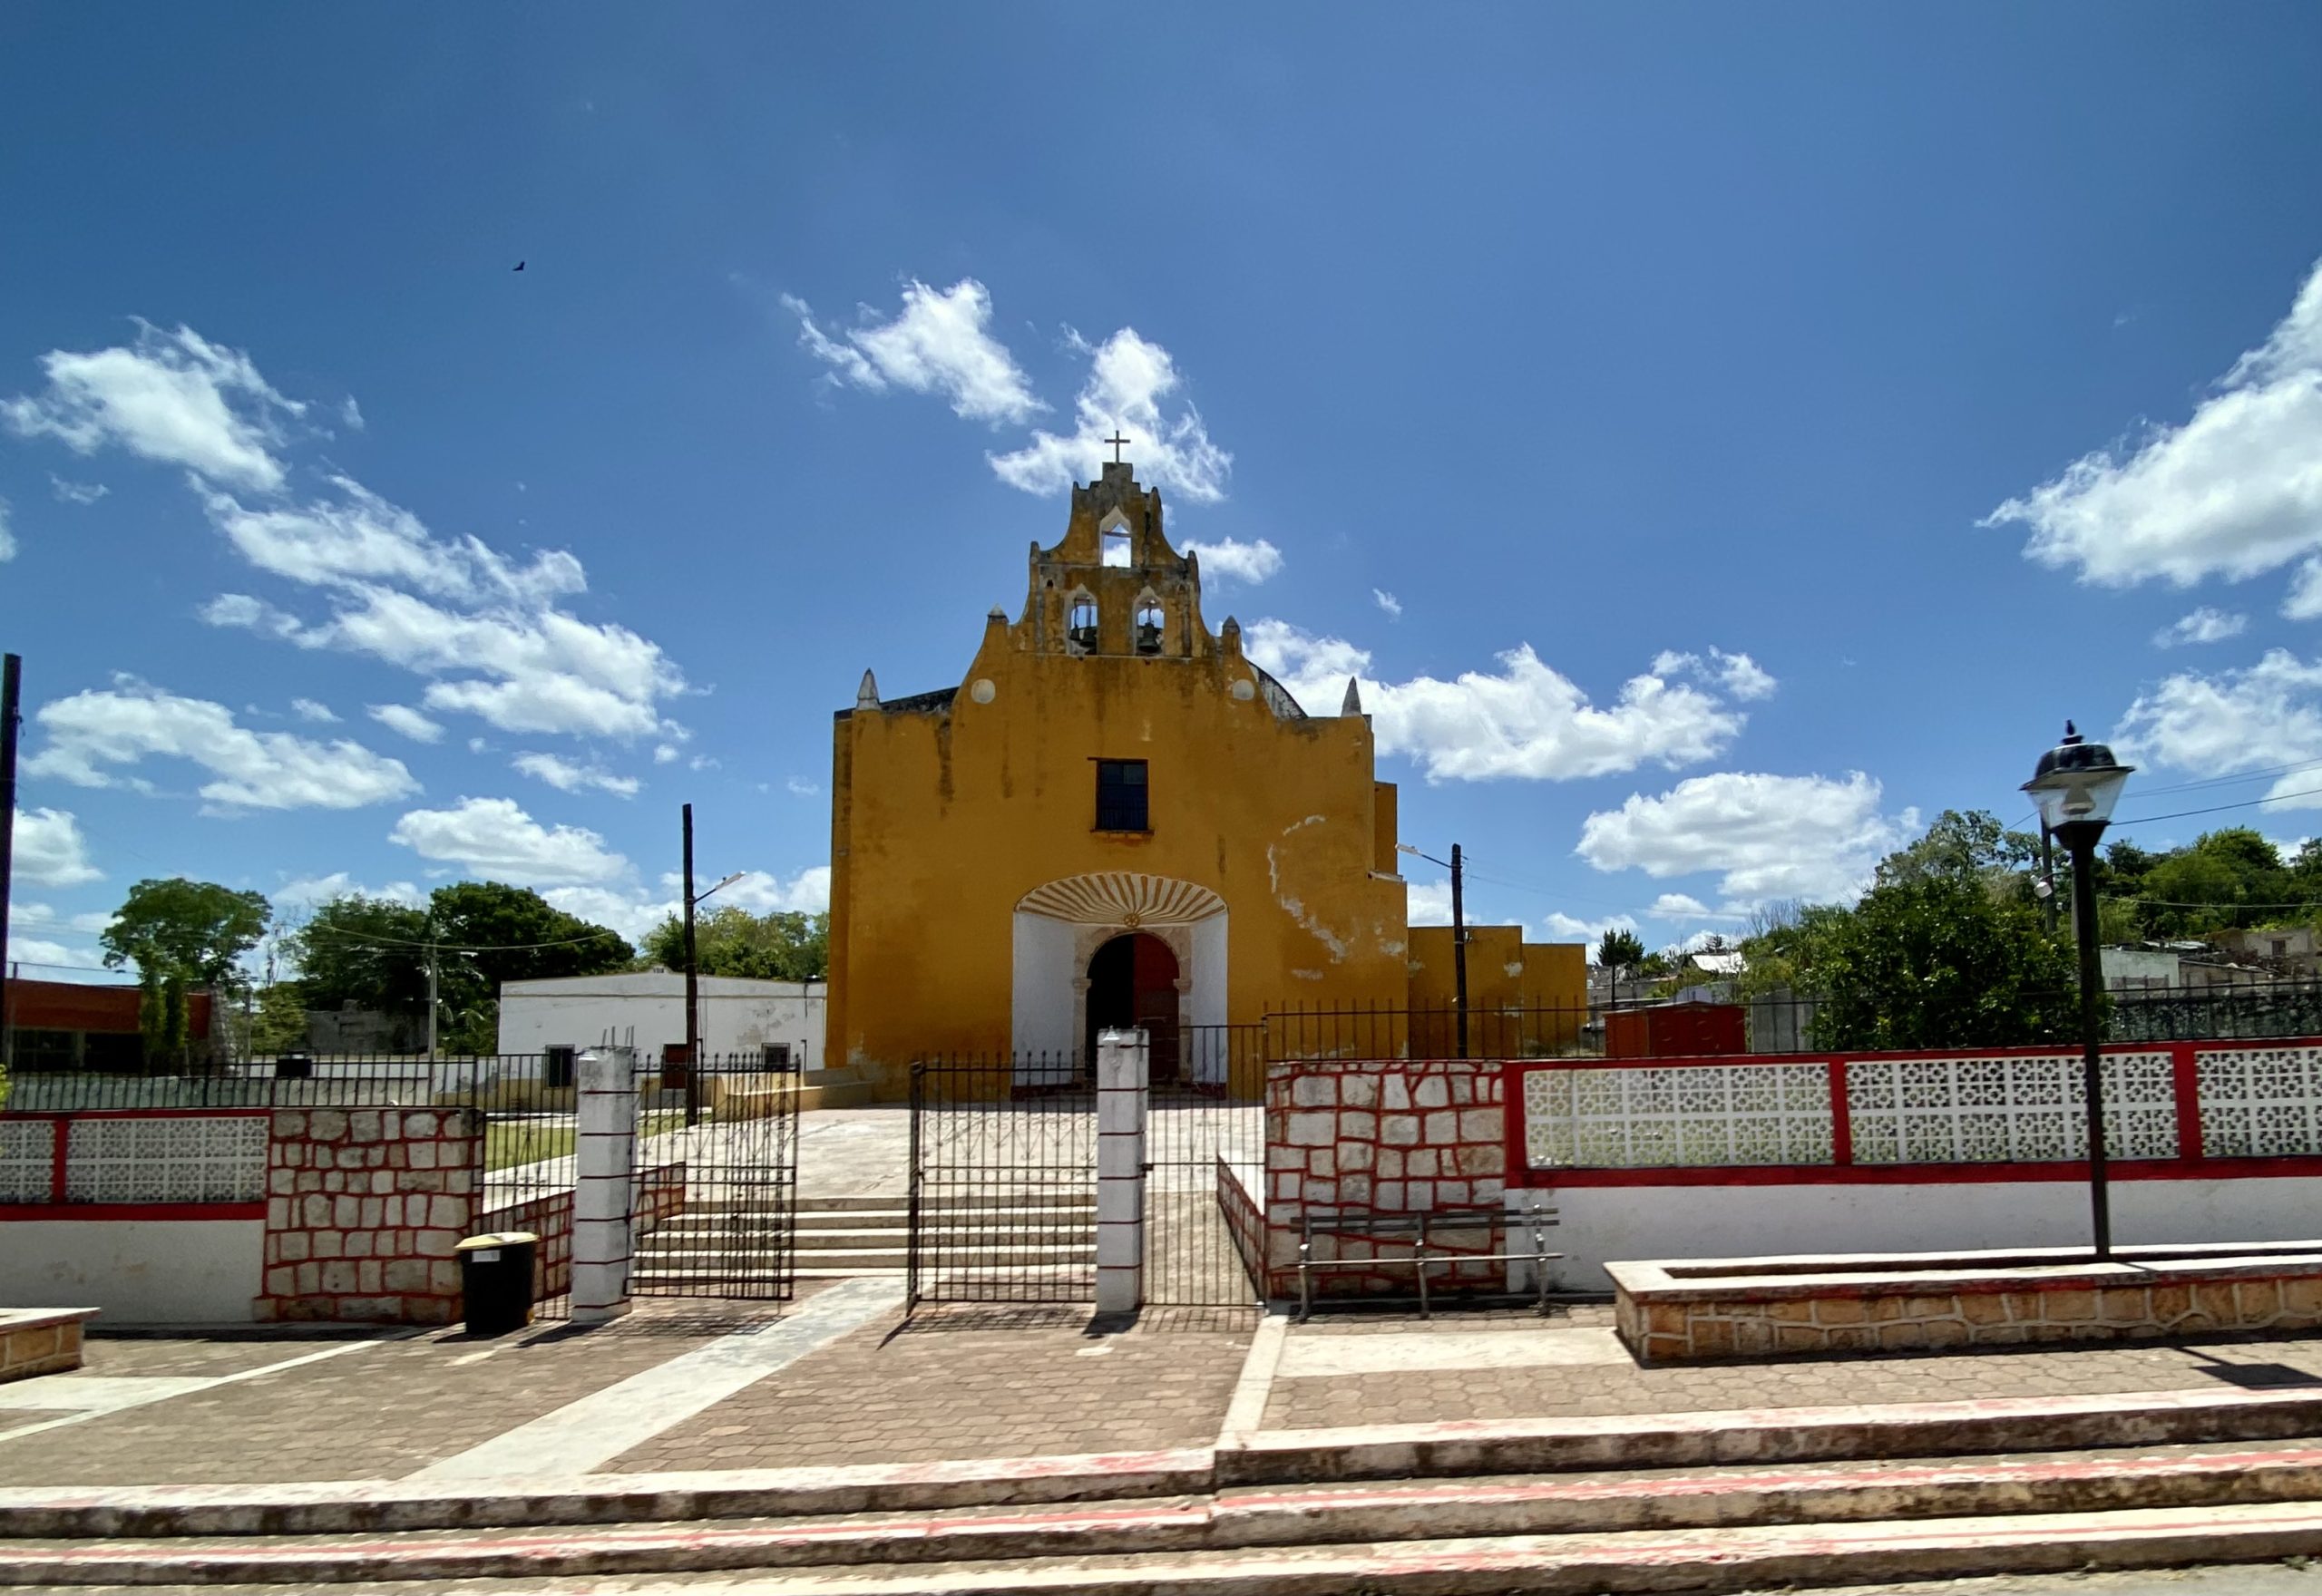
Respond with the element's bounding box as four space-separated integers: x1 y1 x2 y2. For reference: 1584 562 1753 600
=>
970 678 997 704
1230 678 1255 701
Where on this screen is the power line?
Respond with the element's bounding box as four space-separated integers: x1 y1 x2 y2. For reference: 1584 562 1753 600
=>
295 923 624 955
2109 783 2322 830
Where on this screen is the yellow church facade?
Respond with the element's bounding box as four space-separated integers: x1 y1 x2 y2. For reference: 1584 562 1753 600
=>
824 460 1583 1098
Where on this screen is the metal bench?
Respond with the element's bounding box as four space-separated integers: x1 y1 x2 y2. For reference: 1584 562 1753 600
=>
1295 1202 1561 1322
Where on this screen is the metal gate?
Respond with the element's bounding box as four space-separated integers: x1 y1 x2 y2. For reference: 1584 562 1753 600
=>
630 1051 801 1302
1144 1025 1268 1306
908 1056 1095 1308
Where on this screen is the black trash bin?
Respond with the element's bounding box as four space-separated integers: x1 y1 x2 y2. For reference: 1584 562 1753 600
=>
455 1231 540 1334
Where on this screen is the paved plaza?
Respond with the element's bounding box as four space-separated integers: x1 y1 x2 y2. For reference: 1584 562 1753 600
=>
12 1284 2322 1493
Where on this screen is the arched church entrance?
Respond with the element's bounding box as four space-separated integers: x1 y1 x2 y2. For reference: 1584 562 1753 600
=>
1085 932 1180 1083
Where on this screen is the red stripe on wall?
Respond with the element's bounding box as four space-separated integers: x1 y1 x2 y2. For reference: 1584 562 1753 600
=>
1531 1155 2322 1188
2173 1042 2207 1161
0 1202 267 1222
1829 1060 1853 1167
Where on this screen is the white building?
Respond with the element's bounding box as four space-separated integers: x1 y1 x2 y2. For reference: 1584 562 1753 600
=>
495 972 826 1068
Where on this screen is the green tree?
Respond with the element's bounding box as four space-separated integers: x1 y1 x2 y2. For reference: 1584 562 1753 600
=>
1873 809 2040 891
1736 900 1849 998
249 979 311 1055
1595 928 1646 981
283 882 631 1054
288 896 433 1013
2141 849 2249 936
1813 871 2080 1049
101 878 272 992
639 906 829 981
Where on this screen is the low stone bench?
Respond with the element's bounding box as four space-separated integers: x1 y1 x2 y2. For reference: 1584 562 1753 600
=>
1610 1241 2322 1365
0 1309 98 1384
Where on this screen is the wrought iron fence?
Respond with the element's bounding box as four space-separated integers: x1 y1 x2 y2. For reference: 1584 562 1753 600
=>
629 1051 800 1304
1144 1083 1264 1307
907 1054 1095 1308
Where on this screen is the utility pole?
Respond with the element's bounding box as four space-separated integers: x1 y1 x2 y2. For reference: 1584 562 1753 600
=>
0 654 18 1073
424 943 439 1062
682 802 700 1127
1450 842 1468 1060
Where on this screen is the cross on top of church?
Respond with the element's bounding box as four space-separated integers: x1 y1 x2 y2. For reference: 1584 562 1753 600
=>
1104 431 1131 464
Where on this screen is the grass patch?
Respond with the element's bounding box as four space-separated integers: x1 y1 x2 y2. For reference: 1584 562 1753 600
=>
485 1112 683 1172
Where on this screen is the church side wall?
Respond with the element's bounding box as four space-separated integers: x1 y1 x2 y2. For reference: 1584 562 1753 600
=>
833 643 1406 1096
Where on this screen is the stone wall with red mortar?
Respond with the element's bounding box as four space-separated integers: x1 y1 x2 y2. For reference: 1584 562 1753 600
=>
1217 1156 1264 1297
257 1107 482 1324
479 1159 686 1304
1262 1058 1509 1299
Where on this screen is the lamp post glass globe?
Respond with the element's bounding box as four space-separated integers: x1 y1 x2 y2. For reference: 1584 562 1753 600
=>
2021 721 2135 836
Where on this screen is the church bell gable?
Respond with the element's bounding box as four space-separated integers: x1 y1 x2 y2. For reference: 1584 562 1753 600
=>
1017 460 1212 659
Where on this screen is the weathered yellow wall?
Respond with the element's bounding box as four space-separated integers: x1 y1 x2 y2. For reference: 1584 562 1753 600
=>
1407 926 1587 1056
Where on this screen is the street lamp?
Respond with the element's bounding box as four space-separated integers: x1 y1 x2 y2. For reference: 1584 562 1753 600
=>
2022 721 2135 1259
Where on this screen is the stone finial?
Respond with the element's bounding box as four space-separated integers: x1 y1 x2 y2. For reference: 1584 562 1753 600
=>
855 669 879 710
1342 677 1364 715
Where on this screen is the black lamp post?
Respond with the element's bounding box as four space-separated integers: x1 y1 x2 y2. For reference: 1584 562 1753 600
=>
2022 722 2135 1259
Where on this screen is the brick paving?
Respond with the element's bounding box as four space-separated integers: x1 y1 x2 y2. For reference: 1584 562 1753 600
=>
77 1332 380 1379
1261 1319 2322 1430
0 1307 734 1487
608 1303 1252 1474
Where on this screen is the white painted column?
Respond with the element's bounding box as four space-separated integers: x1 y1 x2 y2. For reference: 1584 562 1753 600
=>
571 1046 638 1326
1095 1027 1148 1315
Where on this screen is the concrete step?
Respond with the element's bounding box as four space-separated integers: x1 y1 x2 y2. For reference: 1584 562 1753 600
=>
675 1194 1094 1217
656 1212 1098 1238
637 1245 1095 1270
19 1445 2322 1586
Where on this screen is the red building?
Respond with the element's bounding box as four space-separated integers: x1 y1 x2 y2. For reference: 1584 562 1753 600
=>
3 978 212 1071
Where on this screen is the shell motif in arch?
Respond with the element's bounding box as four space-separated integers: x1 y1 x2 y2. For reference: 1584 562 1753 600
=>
1015 872 1224 927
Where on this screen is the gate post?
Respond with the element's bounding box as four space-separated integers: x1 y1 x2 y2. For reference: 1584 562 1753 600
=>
571 1046 638 1325
1095 1027 1147 1315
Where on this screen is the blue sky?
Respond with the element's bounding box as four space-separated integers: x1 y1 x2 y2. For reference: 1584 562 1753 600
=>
7 4 2322 979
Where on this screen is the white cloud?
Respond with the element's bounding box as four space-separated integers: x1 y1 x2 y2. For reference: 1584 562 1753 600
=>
1649 892 1713 918
2 321 302 491
1545 911 1641 950
13 807 102 886
990 327 1232 504
784 278 1042 424
0 497 13 562
1651 647 1779 703
785 776 822 797
5 932 103 975
1373 589 1402 618
2154 607 2249 647
1986 256 2322 594
208 581 685 740
290 697 338 723
200 478 584 603
512 751 641 798
717 865 832 915
2113 648 2322 809
545 864 831 944
340 397 365 432
387 796 627 886
27 682 418 812
50 475 106 505
272 871 424 910
1246 619 1751 783
369 703 444 744
1183 537 1283 586
14 324 683 746
1577 772 1919 905
653 744 680 764
1406 880 1453 926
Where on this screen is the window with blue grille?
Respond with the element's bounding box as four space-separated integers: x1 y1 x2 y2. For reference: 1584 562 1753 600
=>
1095 760 1148 832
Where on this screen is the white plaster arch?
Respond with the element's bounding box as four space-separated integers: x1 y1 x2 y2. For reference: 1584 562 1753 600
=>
1010 871 1229 1083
